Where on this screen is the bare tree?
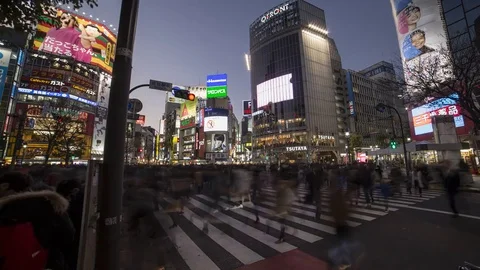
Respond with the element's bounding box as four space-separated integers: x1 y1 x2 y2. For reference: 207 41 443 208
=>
35 114 69 164
1 0 97 31
53 119 87 165
397 38 480 130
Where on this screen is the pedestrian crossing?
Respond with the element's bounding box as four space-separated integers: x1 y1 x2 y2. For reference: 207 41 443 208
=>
155 185 444 270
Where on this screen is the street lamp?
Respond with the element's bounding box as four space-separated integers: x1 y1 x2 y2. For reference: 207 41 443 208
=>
375 103 410 178
21 143 27 165
345 131 351 164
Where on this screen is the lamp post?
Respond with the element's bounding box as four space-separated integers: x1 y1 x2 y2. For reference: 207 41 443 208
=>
21 143 27 165
375 103 410 178
345 131 351 164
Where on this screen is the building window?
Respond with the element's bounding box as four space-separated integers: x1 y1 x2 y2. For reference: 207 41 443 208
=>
463 0 480 11
466 6 480 26
451 32 471 51
445 6 466 25
443 0 461 13
448 19 468 38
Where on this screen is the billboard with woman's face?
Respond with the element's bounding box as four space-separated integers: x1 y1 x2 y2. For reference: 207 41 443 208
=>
33 7 117 74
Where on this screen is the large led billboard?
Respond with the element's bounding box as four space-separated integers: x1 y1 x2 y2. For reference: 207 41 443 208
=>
204 116 228 132
256 73 294 108
204 107 229 132
410 95 465 135
33 7 117 74
390 0 450 93
206 74 227 99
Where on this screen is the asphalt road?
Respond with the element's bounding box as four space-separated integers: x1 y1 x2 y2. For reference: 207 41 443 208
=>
120 187 480 270
300 191 480 270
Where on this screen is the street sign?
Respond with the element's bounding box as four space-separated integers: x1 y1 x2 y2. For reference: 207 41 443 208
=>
149 80 172 91
127 98 143 113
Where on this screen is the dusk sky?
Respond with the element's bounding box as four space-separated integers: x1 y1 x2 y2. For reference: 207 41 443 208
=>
74 0 401 129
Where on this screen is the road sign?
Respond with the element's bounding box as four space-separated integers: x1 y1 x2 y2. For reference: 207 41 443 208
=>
127 98 143 113
149 80 172 91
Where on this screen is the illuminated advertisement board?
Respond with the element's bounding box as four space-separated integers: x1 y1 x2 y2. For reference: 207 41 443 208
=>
0 48 12 98
180 98 197 129
390 0 450 93
92 106 107 155
206 74 227 99
18 88 97 106
260 3 290 23
256 73 294 108
33 7 117 74
410 95 465 136
243 100 252 116
98 74 111 108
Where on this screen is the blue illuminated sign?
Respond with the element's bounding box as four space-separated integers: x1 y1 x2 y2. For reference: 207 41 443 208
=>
206 74 227 87
18 88 97 106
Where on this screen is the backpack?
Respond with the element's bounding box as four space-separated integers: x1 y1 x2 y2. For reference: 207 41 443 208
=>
0 222 49 270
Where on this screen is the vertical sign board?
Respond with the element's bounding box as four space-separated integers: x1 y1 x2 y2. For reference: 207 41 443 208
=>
206 73 227 99
243 100 252 116
0 48 12 98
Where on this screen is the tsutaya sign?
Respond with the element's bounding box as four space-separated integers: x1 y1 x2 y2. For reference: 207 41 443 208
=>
286 146 307 152
261 3 289 23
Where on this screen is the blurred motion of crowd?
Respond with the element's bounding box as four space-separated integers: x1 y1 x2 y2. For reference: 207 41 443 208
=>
0 159 468 269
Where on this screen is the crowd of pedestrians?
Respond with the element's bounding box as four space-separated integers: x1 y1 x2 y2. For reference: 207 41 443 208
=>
0 159 466 269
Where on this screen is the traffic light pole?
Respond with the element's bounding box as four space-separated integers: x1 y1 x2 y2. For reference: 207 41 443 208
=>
393 108 410 179
95 0 139 269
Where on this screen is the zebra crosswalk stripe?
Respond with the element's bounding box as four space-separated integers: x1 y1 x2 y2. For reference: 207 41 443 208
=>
164 197 264 265
188 197 297 253
155 205 220 270
197 195 322 243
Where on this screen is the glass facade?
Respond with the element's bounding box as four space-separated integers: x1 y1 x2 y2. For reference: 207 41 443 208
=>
249 0 343 162
442 0 480 52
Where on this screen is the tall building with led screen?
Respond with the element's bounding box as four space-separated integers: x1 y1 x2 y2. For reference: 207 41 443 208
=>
249 0 347 163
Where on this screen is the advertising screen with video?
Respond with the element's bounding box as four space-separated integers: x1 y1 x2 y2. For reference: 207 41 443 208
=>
410 95 465 135
256 73 294 108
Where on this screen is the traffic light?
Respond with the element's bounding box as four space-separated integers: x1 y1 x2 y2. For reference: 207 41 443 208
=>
389 139 397 149
172 89 195 101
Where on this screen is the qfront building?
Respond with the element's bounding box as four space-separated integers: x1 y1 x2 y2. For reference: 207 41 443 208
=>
249 0 348 163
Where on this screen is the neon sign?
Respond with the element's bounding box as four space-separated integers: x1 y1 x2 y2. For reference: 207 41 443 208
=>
261 3 289 23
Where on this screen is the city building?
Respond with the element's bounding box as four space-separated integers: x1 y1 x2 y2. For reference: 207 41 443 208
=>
440 0 479 53
346 61 407 148
389 0 478 167
162 85 207 163
249 0 348 163
0 7 116 164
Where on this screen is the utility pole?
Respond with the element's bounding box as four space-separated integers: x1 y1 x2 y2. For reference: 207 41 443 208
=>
95 0 139 269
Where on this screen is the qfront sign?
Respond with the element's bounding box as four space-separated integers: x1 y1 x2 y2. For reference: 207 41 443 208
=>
206 73 228 99
286 146 307 152
261 3 289 23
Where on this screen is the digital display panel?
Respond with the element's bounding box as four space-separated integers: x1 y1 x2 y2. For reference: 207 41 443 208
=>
410 95 465 135
256 73 294 108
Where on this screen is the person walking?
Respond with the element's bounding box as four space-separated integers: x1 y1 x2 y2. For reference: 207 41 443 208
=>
443 161 461 217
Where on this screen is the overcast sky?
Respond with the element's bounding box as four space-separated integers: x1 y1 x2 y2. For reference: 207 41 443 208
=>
74 0 400 129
